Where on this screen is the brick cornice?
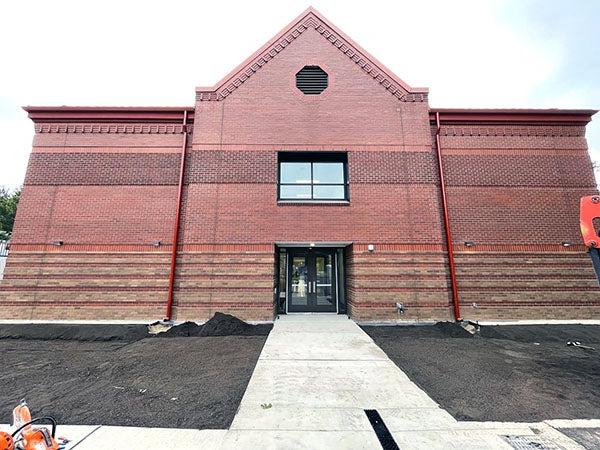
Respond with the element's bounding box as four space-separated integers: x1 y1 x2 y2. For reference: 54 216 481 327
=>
436 124 586 138
195 7 428 103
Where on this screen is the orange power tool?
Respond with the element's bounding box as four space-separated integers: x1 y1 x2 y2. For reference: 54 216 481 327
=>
0 401 59 450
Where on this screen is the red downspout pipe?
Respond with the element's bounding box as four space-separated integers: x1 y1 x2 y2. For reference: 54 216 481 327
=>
435 112 462 321
165 110 188 321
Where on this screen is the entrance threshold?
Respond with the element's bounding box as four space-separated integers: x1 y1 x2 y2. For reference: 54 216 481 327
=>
284 312 340 315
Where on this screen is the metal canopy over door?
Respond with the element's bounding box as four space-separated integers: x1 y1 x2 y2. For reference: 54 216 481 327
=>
287 248 337 313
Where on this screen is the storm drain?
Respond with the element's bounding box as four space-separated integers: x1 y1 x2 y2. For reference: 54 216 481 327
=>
364 409 399 450
502 435 564 449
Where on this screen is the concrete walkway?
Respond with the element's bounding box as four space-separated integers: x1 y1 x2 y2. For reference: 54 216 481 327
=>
222 314 516 449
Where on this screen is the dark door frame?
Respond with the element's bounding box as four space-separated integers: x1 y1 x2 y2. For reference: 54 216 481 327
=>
286 247 338 313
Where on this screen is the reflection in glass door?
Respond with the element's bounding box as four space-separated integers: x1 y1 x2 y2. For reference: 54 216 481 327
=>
287 249 337 313
315 254 334 307
290 256 309 308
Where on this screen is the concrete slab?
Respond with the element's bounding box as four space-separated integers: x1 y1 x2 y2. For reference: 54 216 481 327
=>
391 429 514 450
241 360 437 409
74 426 226 450
377 407 457 431
259 332 388 360
221 430 381 450
230 406 373 431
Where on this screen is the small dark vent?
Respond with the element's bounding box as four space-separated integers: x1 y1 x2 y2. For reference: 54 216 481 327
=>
296 66 328 94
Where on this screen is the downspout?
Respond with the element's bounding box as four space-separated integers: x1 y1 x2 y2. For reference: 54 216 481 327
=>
165 110 188 321
435 112 462 321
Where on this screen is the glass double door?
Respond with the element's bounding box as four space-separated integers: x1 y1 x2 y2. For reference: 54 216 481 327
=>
288 249 337 313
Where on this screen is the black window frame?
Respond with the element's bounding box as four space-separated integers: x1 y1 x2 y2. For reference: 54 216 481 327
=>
277 152 349 202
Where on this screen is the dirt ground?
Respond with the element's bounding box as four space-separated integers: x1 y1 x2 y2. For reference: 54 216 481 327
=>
361 323 600 423
0 322 271 429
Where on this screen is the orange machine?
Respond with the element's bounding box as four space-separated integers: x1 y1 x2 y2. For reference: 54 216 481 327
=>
580 195 600 283
580 195 600 247
0 401 59 450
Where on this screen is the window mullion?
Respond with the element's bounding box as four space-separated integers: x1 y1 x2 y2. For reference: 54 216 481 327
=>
310 162 314 200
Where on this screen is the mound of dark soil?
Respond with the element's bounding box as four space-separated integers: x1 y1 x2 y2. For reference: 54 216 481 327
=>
0 324 148 342
157 321 202 337
157 312 272 338
433 321 473 338
200 312 271 336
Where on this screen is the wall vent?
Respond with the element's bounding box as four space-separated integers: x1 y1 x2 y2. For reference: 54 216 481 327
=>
296 66 328 94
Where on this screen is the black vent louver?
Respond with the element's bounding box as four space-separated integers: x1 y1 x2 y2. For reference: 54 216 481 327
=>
296 66 328 94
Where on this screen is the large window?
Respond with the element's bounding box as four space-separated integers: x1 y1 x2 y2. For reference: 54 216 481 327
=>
278 153 348 201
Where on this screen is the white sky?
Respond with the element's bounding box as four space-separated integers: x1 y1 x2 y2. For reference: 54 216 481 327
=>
1 0 599 189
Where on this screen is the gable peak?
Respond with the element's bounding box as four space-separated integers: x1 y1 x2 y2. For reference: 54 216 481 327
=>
196 7 428 102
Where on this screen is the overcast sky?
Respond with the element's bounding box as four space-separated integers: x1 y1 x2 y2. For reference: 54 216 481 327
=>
1 0 599 189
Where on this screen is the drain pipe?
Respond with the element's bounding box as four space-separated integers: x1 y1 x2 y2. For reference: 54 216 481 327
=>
165 110 188 321
435 112 462 321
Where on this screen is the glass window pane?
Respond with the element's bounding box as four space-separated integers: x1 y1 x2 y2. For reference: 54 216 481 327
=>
291 256 308 306
313 185 345 199
280 162 311 184
313 163 344 184
280 185 312 199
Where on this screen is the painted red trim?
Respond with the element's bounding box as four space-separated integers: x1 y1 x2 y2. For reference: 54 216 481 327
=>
24 106 195 123
165 110 188 321
7 243 587 253
435 112 462 321
429 108 596 124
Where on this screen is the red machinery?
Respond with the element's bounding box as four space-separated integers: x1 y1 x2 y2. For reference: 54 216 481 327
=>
580 195 600 282
580 195 600 247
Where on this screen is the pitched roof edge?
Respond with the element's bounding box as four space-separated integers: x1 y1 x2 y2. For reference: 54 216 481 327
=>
195 7 428 102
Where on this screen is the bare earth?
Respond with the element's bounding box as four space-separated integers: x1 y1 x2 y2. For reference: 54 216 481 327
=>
0 323 270 429
361 323 600 422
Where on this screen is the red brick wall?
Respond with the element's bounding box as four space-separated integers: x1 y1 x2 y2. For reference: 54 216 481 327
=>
193 28 431 150
1 124 185 320
2 16 599 322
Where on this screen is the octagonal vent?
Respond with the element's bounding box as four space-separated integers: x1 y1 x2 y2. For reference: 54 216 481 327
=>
296 66 328 94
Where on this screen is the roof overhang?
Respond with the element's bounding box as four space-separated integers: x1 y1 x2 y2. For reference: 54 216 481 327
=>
23 106 195 123
429 108 597 125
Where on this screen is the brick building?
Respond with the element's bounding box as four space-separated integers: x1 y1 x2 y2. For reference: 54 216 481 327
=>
2 8 598 322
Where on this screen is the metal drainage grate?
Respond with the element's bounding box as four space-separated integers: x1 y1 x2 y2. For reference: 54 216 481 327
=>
364 409 399 450
295 65 328 94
